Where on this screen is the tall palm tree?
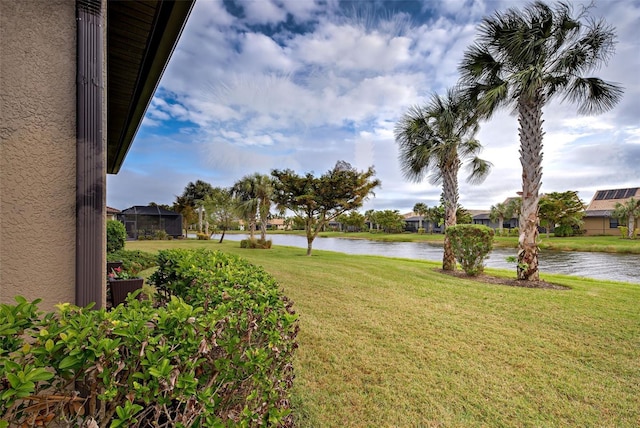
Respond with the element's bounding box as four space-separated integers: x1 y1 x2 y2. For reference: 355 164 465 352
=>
459 1 623 280
231 175 259 240
395 88 492 271
613 197 640 239
413 202 428 231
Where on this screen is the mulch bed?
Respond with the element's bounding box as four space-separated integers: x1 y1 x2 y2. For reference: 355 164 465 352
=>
436 268 570 290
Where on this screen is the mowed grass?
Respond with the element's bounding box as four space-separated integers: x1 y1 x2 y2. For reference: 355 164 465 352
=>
128 239 640 427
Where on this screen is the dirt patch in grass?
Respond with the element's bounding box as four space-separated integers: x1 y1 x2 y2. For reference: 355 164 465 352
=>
436 269 570 290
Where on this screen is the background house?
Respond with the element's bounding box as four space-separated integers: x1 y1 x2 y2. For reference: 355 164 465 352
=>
1 1 193 311
118 205 183 239
107 206 121 221
583 187 640 236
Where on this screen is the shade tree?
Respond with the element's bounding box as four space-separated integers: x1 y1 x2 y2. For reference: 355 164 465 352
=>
272 161 380 256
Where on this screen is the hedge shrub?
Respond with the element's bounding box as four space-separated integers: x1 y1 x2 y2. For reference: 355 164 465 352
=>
240 238 272 249
1 249 298 427
446 224 495 276
106 220 127 253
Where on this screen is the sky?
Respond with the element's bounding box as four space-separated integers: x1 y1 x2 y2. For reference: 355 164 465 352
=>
107 0 640 214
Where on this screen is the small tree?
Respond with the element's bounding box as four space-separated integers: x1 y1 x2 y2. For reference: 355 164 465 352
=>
338 210 366 232
613 197 640 239
446 224 495 276
106 220 127 253
203 187 237 243
538 191 585 237
375 210 406 233
272 161 380 255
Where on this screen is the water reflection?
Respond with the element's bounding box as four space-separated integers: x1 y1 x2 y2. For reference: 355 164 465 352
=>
217 234 639 284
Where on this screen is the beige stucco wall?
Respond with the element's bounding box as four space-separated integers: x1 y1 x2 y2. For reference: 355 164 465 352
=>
583 217 640 236
0 0 78 312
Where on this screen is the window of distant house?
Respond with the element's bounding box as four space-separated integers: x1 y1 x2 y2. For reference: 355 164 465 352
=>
609 218 619 228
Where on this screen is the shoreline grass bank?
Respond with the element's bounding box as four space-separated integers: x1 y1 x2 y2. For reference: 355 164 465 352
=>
223 230 640 254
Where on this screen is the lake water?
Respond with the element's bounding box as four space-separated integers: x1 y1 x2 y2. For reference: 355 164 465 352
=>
215 233 640 284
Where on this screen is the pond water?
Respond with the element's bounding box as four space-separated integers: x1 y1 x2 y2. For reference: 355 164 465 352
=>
215 233 640 284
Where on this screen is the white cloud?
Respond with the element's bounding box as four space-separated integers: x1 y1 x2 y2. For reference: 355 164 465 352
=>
108 0 640 215
238 0 287 25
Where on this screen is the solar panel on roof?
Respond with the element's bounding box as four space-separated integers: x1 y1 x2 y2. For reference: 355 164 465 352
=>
594 188 638 200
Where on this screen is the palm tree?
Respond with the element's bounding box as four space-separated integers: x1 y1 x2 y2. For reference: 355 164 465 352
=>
395 88 492 271
489 202 513 236
413 202 428 231
231 175 259 240
232 173 274 242
253 173 274 242
613 197 640 239
459 1 623 280
173 195 196 238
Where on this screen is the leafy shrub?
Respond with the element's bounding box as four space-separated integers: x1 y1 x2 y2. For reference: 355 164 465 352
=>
553 224 574 237
446 224 495 276
417 228 425 235
240 238 272 249
196 232 210 240
618 226 628 238
153 230 169 240
1 249 298 427
509 227 519 237
107 220 127 252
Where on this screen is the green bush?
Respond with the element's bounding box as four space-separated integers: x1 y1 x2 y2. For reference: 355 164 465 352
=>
618 226 628 238
153 230 169 240
196 232 210 240
240 238 272 249
553 224 574 237
446 224 495 276
1 250 298 427
417 228 425 235
106 220 127 252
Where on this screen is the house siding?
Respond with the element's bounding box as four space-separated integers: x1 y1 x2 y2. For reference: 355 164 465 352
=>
0 1 105 311
583 216 639 236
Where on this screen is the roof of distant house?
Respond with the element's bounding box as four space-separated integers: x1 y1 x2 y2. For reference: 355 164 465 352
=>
585 187 640 212
106 206 121 214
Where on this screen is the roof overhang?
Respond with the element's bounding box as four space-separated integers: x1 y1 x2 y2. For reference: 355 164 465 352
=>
107 0 194 174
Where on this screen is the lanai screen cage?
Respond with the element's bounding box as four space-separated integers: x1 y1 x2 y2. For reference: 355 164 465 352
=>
117 205 183 239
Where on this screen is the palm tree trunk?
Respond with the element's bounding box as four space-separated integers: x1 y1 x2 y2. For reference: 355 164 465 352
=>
249 219 256 240
517 98 543 281
629 216 635 239
498 215 504 235
442 161 459 271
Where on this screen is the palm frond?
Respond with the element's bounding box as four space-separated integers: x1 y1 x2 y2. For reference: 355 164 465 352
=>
564 77 624 115
465 157 493 185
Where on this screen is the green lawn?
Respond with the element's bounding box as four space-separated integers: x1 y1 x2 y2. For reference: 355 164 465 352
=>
128 239 640 427
257 230 640 253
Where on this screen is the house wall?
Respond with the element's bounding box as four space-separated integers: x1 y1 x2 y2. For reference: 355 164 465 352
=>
0 1 86 311
583 217 640 236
